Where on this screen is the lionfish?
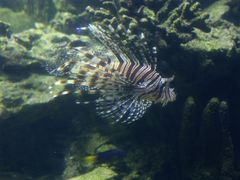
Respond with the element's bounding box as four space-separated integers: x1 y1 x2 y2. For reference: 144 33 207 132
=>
48 24 176 123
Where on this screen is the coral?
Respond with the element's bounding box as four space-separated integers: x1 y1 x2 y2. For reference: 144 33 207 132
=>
224 0 240 25
199 98 223 176
157 0 210 43
74 0 240 59
179 97 236 180
205 0 230 23
219 101 236 179
182 0 240 57
80 0 210 51
181 26 237 56
179 96 198 178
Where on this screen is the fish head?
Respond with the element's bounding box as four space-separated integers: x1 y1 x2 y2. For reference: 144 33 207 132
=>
155 75 176 105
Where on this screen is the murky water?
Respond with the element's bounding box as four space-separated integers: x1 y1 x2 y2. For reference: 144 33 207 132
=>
0 0 240 179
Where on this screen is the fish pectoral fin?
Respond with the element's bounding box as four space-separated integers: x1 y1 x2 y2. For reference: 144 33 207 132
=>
96 95 152 124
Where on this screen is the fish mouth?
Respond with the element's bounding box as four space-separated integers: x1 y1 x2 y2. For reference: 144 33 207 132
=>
156 75 176 105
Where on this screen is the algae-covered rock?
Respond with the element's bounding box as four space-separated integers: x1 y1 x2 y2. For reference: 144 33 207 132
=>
62 133 114 179
53 0 76 12
0 0 26 11
0 21 11 37
0 24 93 120
0 8 34 33
50 12 79 33
0 73 59 121
24 0 56 22
0 36 28 65
53 0 99 14
30 29 79 60
68 167 117 180
1 0 57 23
0 95 9 120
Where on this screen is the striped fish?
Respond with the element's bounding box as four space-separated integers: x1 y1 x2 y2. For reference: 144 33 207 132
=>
48 24 176 123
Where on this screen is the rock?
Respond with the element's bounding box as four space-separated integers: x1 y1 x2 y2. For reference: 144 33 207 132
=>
50 12 79 33
24 0 56 22
0 24 93 120
0 35 28 65
0 7 34 33
0 21 11 37
0 73 59 120
53 0 76 13
0 0 26 11
67 167 117 180
0 100 9 120
62 133 112 179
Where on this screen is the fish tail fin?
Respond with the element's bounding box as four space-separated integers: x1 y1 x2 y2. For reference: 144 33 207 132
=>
83 155 98 166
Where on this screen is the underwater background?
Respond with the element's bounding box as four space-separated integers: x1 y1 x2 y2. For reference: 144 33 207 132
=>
0 0 240 179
